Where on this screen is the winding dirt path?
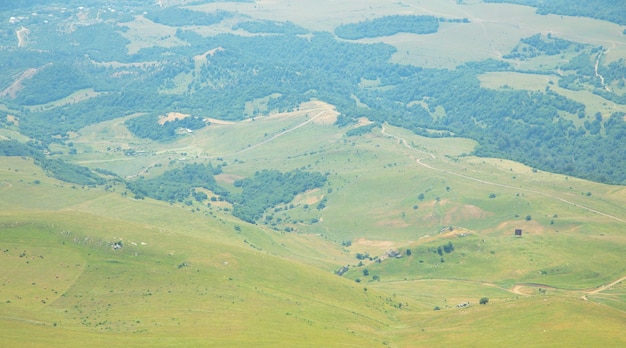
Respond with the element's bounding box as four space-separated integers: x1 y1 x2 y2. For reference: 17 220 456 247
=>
595 51 611 92
230 109 332 156
587 275 626 295
125 108 334 179
380 125 626 224
16 26 30 48
381 125 626 298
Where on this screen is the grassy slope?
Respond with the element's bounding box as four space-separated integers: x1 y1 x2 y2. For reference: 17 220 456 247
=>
0 160 400 347
5 99 626 345
3 1 626 346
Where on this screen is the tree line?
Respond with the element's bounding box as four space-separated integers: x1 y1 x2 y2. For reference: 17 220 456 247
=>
0 140 104 185
484 0 626 25
1 5 625 184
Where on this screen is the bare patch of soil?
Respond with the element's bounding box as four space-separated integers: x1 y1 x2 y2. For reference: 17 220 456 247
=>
215 173 244 185
205 118 237 125
293 188 322 205
6 115 19 126
493 220 547 235
1 68 39 98
309 101 339 125
353 238 395 248
312 110 339 125
375 219 410 228
16 26 30 48
194 47 225 62
441 204 491 226
158 112 191 125
93 61 159 69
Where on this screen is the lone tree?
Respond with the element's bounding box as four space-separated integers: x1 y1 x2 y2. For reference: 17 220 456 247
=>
479 297 489 305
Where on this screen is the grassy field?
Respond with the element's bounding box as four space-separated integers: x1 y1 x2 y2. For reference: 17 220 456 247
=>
3 0 626 346
4 96 626 345
190 0 626 69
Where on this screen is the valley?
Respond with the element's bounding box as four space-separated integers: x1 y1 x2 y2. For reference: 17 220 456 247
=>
1 0 625 346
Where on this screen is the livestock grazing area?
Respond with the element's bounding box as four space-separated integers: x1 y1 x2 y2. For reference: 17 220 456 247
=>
2 103 626 346
1 0 626 346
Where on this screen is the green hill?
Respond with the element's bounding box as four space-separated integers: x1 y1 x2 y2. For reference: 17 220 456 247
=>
1 1 625 346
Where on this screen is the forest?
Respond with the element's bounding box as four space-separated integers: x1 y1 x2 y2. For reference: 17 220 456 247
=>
484 0 626 25
335 15 441 40
231 169 327 223
125 113 207 142
1 2 625 185
125 164 327 224
233 20 309 35
127 163 226 202
145 8 233 27
0 140 105 185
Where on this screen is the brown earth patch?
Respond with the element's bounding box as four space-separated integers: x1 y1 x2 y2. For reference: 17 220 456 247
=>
1 67 39 98
441 204 491 226
375 219 410 228
6 115 18 126
158 112 191 125
309 101 339 125
311 109 339 125
293 188 322 205
194 47 225 62
493 219 547 235
422 212 440 225
353 238 395 248
356 117 374 126
16 26 30 48
214 173 245 185
205 118 236 125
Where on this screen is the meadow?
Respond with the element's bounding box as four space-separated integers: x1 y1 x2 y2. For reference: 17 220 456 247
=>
1 0 626 346
3 98 626 346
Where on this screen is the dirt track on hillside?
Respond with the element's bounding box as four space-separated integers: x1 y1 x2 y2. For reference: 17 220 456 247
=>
1 68 38 98
380 124 625 224
586 276 626 295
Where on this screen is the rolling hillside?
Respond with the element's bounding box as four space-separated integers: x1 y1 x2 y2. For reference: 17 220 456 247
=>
1 0 625 346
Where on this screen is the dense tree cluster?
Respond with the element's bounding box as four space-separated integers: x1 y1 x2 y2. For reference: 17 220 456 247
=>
335 15 440 40
231 169 327 223
127 163 224 202
484 0 626 25
345 123 378 137
15 63 91 105
145 8 232 27
1 2 625 184
19 92 172 144
233 20 308 35
0 140 104 185
125 114 207 141
0 0 48 11
504 33 584 59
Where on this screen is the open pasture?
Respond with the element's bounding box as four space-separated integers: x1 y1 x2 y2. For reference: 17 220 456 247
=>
188 1 626 69
2 0 626 346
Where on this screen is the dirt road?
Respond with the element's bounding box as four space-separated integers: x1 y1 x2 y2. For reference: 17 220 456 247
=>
380 124 626 224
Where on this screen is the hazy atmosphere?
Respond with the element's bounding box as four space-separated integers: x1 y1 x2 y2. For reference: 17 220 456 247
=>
1 0 625 346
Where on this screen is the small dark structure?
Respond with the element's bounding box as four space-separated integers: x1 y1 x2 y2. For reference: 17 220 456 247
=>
335 266 349 276
457 302 470 308
514 229 522 236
